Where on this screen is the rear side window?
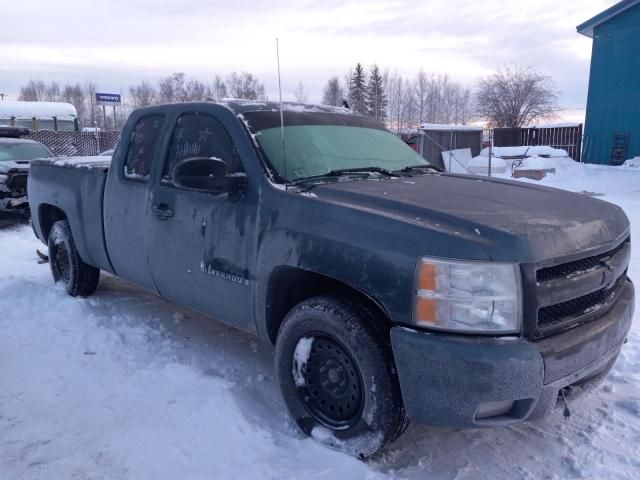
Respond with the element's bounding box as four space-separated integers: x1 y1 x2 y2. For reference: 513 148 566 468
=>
162 112 241 182
124 115 165 180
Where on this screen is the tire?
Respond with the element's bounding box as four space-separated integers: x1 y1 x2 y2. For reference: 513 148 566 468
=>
48 219 100 297
275 295 408 459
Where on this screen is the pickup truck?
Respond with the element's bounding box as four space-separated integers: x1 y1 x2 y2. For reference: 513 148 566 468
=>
28 101 634 458
0 126 53 218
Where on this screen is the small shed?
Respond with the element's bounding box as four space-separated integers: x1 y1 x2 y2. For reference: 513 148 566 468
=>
577 0 640 164
417 124 483 170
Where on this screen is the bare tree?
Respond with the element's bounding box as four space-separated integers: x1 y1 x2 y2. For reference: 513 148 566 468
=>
321 77 344 106
414 70 429 126
386 71 404 133
61 83 86 122
476 65 559 127
225 72 265 100
184 78 210 101
19 79 47 101
84 80 99 127
158 72 187 104
294 82 308 103
44 82 61 101
212 75 228 99
129 81 157 108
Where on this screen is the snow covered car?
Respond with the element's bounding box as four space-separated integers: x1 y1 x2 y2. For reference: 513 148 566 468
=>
0 127 53 218
27 101 634 458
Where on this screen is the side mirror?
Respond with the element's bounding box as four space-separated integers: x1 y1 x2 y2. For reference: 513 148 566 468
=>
172 157 247 195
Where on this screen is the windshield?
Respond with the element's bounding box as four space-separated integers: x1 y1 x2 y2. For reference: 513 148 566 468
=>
245 112 431 182
0 142 52 161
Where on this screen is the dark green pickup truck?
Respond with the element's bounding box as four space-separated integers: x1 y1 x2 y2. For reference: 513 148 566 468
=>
28 101 634 457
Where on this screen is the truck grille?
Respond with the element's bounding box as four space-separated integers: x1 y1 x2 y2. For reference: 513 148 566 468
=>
538 275 626 326
533 237 630 338
536 240 629 282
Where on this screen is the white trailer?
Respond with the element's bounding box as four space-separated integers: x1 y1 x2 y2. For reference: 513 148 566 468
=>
0 101 79 131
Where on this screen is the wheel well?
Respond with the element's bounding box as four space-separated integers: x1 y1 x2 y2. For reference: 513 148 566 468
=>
265 267 390 344
38 204 67 241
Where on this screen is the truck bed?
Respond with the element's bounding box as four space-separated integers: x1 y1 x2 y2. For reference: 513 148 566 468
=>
29 157 113 274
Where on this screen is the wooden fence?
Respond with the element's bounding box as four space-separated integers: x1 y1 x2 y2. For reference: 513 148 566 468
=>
493 124 583 161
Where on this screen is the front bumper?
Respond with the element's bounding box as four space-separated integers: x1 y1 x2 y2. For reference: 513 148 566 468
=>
0 195 30 217
390 279 634 427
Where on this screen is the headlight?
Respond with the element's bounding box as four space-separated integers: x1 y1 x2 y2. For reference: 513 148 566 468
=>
0 174 7 183
414 257 521 334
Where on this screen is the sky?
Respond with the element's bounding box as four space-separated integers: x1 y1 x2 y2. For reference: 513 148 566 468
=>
0 0 618 123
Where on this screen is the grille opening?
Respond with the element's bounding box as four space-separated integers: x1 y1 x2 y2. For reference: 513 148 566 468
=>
538 274 626 327
536 237 630 283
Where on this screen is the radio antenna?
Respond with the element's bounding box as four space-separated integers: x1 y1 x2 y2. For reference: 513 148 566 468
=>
276 38 287 188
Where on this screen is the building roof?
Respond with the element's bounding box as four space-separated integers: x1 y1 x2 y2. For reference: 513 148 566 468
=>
577 0 640 37
420 123 483 132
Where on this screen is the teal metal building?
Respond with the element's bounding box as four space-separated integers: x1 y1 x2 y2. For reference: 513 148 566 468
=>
578 0 640 164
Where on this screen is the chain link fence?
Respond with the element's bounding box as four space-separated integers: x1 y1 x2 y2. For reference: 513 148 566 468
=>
24 131 120 157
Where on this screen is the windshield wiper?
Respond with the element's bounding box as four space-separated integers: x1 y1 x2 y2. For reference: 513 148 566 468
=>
291 167 396 185
395 164 444 174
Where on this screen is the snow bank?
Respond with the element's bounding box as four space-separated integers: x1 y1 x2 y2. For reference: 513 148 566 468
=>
0 228 374 479
623 157 640 168
513 156 558 171
467 155 508 174
480 146 568 158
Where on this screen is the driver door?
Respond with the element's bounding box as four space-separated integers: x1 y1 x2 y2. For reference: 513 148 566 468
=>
146 110 254 330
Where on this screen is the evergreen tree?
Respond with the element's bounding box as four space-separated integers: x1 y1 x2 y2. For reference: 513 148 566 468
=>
365 64 387 121
348 63 366 114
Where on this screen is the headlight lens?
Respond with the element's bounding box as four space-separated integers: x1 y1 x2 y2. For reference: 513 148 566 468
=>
0 174 7 183
414 257 521 334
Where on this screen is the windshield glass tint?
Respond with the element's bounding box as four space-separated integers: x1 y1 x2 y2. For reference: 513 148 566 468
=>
255 124 429 181
0 143 52 161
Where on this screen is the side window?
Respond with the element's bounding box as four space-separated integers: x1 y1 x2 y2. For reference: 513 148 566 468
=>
163 112 241 182
124 115 165 180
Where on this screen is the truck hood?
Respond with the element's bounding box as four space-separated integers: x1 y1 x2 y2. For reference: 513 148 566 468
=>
310 173 629 262
0 160 31 173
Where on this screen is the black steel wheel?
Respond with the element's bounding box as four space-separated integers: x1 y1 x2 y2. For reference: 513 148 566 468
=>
52 238 71 283
48 219 100 297
275 295 408 458
297 335 364 429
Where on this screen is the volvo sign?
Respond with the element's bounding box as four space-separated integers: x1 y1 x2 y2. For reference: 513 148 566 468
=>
95 93 122 106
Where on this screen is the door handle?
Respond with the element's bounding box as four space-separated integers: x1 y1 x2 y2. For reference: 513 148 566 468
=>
151 203 174 219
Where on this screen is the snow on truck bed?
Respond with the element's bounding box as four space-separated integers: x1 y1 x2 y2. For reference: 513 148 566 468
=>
1 164 639 479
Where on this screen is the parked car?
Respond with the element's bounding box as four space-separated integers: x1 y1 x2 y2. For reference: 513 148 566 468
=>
27 101 634 457
0 126 53 218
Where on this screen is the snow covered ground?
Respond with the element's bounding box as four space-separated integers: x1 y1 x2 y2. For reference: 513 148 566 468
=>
1 162 639 479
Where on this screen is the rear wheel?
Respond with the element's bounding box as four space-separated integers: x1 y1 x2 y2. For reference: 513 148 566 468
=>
275 295 408 458
48 219 100 297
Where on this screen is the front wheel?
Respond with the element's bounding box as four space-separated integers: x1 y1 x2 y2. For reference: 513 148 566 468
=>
275 295 408 458
48 219 100 297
